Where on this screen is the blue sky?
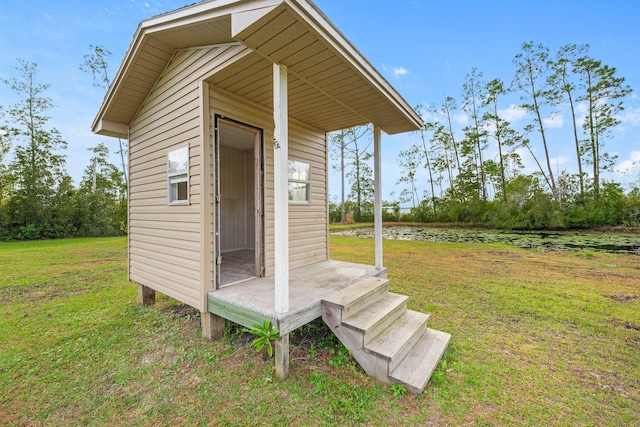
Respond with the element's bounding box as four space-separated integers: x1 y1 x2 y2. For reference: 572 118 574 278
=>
1 0 639 202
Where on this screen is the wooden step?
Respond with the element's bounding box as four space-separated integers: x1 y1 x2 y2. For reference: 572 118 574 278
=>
365 310 429 368
342 293 408 345
322 277 388 319
390 328 452 394
321 277 451 395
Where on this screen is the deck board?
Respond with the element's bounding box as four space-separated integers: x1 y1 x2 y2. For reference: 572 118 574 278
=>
208 260 385 334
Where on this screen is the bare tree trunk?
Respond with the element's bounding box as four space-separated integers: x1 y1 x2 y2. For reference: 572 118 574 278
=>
117 138 128 187
493 101 508 201
566 86 583 195
340 129 345 223
419 128 437 214
442 96 465 199
523 141 552 190
531 85 556 197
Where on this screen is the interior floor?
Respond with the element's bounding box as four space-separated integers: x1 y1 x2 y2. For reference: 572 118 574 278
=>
220 249 256 286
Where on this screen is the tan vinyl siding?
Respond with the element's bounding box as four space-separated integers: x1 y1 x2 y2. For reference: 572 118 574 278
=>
128 44 247 310
209 86 328 277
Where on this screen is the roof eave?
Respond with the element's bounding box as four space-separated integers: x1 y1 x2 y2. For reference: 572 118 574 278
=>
93 119 129 139
92 1 285 137
91 20 147 136
283 0 423 133
92 0 423 137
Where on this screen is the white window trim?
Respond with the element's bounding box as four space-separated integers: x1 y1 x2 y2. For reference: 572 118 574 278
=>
167 144 190 206
288 159 311 205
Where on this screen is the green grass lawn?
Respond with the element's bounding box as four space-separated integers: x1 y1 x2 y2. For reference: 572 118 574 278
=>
1 236 638 426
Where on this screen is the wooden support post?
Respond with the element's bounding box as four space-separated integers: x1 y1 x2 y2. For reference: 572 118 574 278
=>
137 284 156 305
373 126 383 269
201 312 225 340
275 333 290 380
273 62 289 314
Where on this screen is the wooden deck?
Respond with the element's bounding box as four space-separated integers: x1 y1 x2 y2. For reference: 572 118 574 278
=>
208 260 386 335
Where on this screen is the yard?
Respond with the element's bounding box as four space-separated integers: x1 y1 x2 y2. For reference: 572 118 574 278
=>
1 235 638 425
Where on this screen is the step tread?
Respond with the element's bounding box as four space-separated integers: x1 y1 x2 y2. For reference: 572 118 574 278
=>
343 293 407 333
322 277 388 310
365 310 429 361
390 328 451 394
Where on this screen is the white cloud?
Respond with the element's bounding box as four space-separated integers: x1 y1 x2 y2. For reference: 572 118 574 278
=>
551 156 569 166
416 108 465 126
382 64 410 79
482 121 496 134
602 36 615 45
497 104 527 122
571 102 640 136
616 150 640 173
543 113 564 129
392 66 409 77
514 146 539 175
418 108 437 123
575 102 589 113
104 6 124 15
575 102 589 128
618 106 640 126
453 112 468 126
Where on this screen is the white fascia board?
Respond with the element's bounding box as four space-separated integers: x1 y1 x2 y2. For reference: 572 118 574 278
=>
144 0 282 34
92 119 129 139
231 4 281 37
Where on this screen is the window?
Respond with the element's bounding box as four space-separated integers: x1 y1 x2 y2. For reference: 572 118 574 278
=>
168 145 189 204
288 160 310 204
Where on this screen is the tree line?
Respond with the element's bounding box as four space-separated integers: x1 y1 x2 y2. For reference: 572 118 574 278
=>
2 42 639 240
0 50 126 240
331 42 640 229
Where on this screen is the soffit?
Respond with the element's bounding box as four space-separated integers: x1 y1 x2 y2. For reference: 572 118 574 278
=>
228 3 421 134
93 0 422 138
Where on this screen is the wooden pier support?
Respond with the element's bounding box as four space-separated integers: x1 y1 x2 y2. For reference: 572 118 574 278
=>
201 312 225 340
275 333 290 380
137 284 156 305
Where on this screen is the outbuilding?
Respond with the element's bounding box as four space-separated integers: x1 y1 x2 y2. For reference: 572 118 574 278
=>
93 0 450 393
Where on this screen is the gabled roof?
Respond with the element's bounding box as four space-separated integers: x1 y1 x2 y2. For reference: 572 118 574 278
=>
92 0 422 138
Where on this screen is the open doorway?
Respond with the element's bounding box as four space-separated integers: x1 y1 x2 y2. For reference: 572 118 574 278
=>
214 116 264 287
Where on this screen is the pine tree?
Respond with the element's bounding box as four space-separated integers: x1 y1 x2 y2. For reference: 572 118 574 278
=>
512 42 556 197
3 60 69 237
